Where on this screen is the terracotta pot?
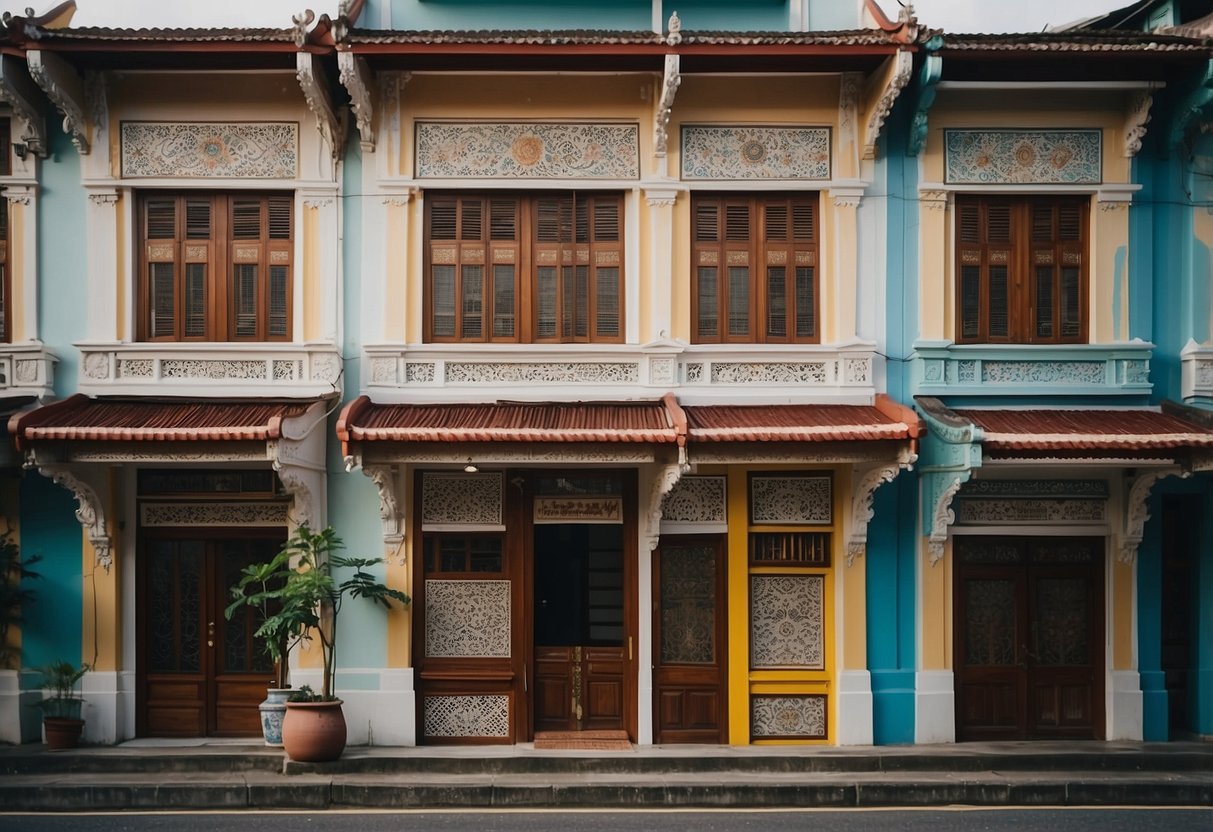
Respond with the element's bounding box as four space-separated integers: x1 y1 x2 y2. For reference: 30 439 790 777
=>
44 717 84 750
281 699 346 762
259 688 292 747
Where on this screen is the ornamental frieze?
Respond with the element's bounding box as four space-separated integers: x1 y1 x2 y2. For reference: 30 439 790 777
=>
121 122 299 179
416 122 640 180
945 129 1101 184
680 126 830 180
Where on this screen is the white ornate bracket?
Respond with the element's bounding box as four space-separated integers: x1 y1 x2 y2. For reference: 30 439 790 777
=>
847 462 909 567
37 465 110 571
0 54 47 158
927 476 964 565
363 464 406 565
26 50 89 154
1118 467 1187 563
267 400 329 533
1124 87 1156 158
338 52 375 152
863 50 912 160
644 459 689 552
654 54 681 159
296 52 343 159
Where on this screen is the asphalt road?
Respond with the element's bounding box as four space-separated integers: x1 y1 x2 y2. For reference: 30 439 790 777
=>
2 808 1211 831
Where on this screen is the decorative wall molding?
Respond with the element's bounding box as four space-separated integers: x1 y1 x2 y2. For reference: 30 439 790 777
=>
338 51 375 152
38 466 110 571
86 189 118 207
750 575 825 669
1119 468 1186 563
661 475 727 526
141 502 290 527
27 50 88 154
864 50 913 160
750 475 832 525
944 129 1102 184
914 343 1153 398
955 497 1107 525
654 54 680 159
907 52 943 157
0 54 47 158
848 463 909 567
681 125 830 180
751 694 827 739
362 465 404 563
1181 340 1213 402
0 343 57 399
120 122 299 179
919 189 949 211
297 52 342 160
423 694 510 738
416 121 639 180
1124 88 1155 157
424 579 511 658
421 472 504 528
928 477 964 565
838 72 863 151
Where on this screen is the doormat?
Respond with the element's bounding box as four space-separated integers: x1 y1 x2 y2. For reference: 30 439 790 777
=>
533 730 633 751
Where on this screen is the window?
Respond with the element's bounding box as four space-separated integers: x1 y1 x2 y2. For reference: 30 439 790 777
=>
423 534 504 575
138 193 292 341
956 196 1088 344
424 192 623 343
692 194 819 344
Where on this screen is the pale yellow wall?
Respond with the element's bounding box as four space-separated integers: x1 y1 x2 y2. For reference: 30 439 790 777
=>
839 471 866 671
83 470 121 672
387 201 409 343
386 471 413 668
1112 557 1134 670
920 539 952 670
303 205 321 341
9 202 25 342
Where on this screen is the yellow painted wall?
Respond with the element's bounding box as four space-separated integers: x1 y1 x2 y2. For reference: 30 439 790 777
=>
920 539 951 671
1111 556 1134 670
83 470 121 672
9 202 25 342
386 471 413 668
303 205 321 341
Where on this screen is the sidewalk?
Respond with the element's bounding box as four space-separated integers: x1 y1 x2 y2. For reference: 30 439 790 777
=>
1 740 1210 812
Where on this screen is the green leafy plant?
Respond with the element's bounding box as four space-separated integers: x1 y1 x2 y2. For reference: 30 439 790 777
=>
240 526 409 703
0 532 41 669
35 659 90 719
288 684 318 703
225 545 300 689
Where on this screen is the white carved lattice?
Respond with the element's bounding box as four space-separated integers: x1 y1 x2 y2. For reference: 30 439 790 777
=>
416 122 639 180
425 580 511 658
423 695 510 738
711 362 829 385
956 498 1107 525
681 126 831 180
141 502 290 527
750 475 832 525
444 362 639 385
751 695 827 738
750 575 824 669
121 122 299 179
422 472 503 526
662 476 727 523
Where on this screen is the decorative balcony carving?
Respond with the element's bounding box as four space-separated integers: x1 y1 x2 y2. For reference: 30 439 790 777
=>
913 342 1153 398
1181 340 1213 403
75 343 343 398
0 343 56 399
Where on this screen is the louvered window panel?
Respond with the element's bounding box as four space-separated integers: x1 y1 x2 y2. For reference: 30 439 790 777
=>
727 267 750 337
489 200 516 241
460 200 483 241
1060 268 1081 338
765 204 788 242
697 267 719 338
795 267 815 338
492 265 515 338
461 265 484 339
766 267 787 338
150 263 176 338
596 268 619 337
989 266 1009 338
960 266 981 341
536 266 557 339
232 200 262 239
696 202 719 242
184 265 207 338
233 265 259 338
430 201 457 240
268 266 289 337
147 200 176 239
268 198 291 240
431 265 456 337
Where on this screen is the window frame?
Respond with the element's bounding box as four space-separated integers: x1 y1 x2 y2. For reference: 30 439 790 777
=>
423 191 625 345
954 194 1089 345
690 192 820 345
136 191 294 343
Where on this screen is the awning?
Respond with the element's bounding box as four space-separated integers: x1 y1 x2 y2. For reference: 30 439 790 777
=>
955 406 1213 455
9 394 314 450
684 394 922 443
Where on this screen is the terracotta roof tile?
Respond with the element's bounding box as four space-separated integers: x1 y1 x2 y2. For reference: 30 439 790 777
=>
26 26 298 43
9 395 312 448
345 28 907 48
941 31 1211 52
957 408 1213 451
683 398 920 443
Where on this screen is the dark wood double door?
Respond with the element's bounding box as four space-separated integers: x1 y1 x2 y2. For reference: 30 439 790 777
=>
137 533 283 737
954 536 1104 741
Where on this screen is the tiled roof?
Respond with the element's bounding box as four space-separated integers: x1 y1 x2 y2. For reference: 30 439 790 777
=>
940 31 1212 51
9 395 312 448
344 28 909 47
684 395 922 443
957 408 1213 451
11 26 298 43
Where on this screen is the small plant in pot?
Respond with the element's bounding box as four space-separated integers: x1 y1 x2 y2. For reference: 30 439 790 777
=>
249 526 409 762
36 659 90 750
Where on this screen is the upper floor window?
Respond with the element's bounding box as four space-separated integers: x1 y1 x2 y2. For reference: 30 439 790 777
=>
956 195 1087 345
138 193 293 342
692 194 819 344
424 192 623 343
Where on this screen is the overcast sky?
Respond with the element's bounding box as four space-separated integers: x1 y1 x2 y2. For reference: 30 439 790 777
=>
59 0 1130 33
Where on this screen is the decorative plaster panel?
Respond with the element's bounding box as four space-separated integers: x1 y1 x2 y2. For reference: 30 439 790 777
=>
445 362 639 385
750 575 825 669
711 362 829 385
424 579 511 658
944 129 1101 184
141 502 289 527
955 498 1107 524
121 122 298 179
983 361 1105 385
680 126 830 180
416 122 639 179
423 694 510 738
422 472 503 526
661 476 727 524
751 694 827 739
750 475 832 525
960 479 1109 498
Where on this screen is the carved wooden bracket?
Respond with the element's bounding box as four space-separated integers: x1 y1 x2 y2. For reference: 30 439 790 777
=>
38 465 110 571
847 462 909 567
0 54 47 158
654 54 681 159
1124 87 1156 158
363 464 406 565
27 50 89 154
927 476 964 565
268 400 329 533
338 52 376 152
296 52 343 159
863 50 912 160
1118 468 1187 563
644 459 688 552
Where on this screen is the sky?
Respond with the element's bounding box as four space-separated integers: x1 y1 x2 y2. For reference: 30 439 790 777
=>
56 1 1133 33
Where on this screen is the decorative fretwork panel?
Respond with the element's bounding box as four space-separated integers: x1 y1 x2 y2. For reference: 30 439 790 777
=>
956 498 1107 525
423 695 511 738
422 472 503 527
121 122 299 179
944 130 1101 185
964 578 1018 666
750 575 824 669
661 476 727 524
141 502 289 527
956 539 1024 564
751 695 827 739
1035 578 1090 666
660 544 717 665
750 475 831 525
416 122 639 180
681 126 831 181
424 579 511 658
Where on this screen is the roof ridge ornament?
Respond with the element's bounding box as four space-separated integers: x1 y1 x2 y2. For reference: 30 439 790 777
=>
666 11 681 47
292 9 315 49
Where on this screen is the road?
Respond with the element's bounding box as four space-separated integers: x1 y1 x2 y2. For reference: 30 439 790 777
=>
3 808 1211 831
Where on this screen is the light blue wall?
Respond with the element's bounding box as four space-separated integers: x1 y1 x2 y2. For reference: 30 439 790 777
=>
18 473 82 675
38 123 86 396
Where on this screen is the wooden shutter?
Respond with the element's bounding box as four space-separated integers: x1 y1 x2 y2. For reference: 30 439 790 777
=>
144 196 183 340
588 195 622 342
1031 198 1086 343
956 197 1013 344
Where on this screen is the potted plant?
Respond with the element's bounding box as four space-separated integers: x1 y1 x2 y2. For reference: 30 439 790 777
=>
36 659 89 750
250 526 409 762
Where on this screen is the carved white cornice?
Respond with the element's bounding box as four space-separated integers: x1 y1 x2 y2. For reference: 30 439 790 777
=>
381 188 416 207
644 187 679 208
0 54 47 158
653 54 681 159
27 50 89 154
363 464 406 564
919 189 949 211
3 185 34 206
296 52 342 160
38 465 110 571
864 50 912 161
338 51 376 153
830 184 866 209
1119 468 1188 563
645 461 689 552
1124 87 1155 158
847 462 910 567
87 189 119 207
927 476 964 565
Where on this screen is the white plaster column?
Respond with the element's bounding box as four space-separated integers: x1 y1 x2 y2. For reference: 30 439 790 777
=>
643 189 678 343
299 188 340 345
915 670 956 743
1108 669 1143 740
85 187 121 341
828 186 865 344
3 185 38 342
0 669 40 743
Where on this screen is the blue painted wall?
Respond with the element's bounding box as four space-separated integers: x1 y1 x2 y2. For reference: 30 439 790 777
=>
38 123 86 397
18 473 83 676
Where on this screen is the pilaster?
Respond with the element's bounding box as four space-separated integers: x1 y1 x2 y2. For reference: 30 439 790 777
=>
643 188 678 341
85 187 121 342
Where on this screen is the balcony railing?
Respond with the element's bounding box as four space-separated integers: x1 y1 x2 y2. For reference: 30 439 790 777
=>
1182 340 1213 404
0 343 56 399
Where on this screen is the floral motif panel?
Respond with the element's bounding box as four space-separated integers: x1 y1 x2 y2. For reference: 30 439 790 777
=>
956 498 1107 525
425 579 511 658
750 575 824 669
141 502 289 527
944 130 1102 184
423 694 510 738
963 578 1017 666
750 475 832 525
681 126 831 180
751 695 827 739
660 544 717 665
661 476 727 524
121 122 299 179
422 472 503 526
445 361 639 385
416 122 640 180
1035 578 1090 666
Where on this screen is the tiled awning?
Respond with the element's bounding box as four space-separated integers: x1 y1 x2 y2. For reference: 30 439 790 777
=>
955 407 1213 452
9 394 314 449
684 394 922 443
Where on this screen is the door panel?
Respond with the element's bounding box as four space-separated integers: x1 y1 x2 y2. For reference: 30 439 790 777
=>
653 538 727 743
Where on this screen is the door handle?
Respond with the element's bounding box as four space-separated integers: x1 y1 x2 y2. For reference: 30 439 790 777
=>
207 621 215 648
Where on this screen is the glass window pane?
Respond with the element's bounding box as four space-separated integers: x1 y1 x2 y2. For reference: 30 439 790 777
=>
766 266 787 337
431 264 456 337
795 266 815 338
151 263 176 338
184 264 206 337
595 267 619 337
727 266 750 337
1036 266 1055 338
697 266 719 338
1061 267 1081 338
268 265 288 337
537 266 557 338
562 265 576 340
233 264 258 337
492 264 515 338
575 265 589 338
461 264 483 339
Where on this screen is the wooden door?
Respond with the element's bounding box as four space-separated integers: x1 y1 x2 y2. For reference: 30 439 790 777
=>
138 534 282 737
533 523 626 732
955 536 1104 741
653 537 727 743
